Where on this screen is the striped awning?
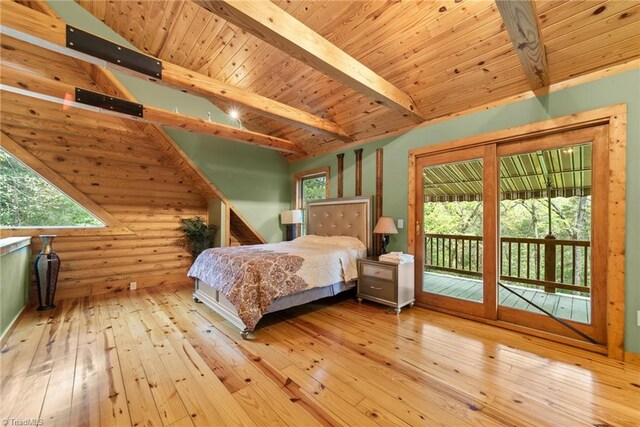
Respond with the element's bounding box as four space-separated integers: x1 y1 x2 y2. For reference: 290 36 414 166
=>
423 144 591 202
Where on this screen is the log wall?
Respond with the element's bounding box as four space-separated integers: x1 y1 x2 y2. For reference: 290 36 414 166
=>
0 38 208 299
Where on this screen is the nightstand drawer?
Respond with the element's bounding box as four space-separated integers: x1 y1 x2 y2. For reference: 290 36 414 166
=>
361 263 394 281
358 278 395 301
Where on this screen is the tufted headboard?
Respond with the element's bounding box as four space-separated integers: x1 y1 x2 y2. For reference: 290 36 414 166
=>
306 196 372 254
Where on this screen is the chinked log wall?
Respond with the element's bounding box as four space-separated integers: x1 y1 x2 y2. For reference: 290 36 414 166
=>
0 38 208 300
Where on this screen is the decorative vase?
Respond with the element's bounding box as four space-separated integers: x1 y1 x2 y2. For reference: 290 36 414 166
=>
34 235 61 311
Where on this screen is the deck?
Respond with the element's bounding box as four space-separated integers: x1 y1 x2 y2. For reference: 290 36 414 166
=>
423 271 591 324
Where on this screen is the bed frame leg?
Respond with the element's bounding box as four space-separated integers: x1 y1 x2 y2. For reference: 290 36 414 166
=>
193 295 201 303
240 329 251 340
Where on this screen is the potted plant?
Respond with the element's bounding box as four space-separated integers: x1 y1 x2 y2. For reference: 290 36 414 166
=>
176 217 218 259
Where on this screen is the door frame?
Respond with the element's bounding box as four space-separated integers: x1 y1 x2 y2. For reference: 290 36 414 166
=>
407 105 627 359
415 146 488 318
495 126 607 344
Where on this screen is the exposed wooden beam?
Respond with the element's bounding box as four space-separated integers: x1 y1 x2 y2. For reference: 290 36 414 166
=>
0 131 134 236
195 0 426 122
0 1 352 142
0 68 306 155
496 0 550 90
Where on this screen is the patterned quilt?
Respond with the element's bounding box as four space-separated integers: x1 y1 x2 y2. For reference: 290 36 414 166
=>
188 236 366 330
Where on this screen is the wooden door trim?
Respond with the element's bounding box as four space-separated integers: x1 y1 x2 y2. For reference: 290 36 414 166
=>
416 302 608 355
498 306 595 341
483 144 499 320
494 125 609 345
413 146 486 311
415 293 485 318
496 126 601 156
408 105 626 359
408 104 624 158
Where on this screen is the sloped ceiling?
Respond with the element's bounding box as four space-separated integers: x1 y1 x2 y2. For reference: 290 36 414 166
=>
76 0 640 159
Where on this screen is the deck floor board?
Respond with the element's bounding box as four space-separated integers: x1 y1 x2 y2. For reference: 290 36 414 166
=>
423 271 591 324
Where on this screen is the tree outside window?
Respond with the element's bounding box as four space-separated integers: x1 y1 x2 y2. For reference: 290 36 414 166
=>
1 148 104 228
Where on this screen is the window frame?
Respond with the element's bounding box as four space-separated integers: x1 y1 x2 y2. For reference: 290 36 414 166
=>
293 167 330 235
0 138 133 236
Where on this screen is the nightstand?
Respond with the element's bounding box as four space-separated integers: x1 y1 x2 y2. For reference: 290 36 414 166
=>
356 257 415 314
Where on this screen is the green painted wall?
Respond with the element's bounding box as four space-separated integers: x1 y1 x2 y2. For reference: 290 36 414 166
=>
166 130 290 242
291 69 640 353
1 245 30 340
48 0 290 242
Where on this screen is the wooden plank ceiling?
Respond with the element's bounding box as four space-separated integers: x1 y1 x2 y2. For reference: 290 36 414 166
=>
71 1 640 158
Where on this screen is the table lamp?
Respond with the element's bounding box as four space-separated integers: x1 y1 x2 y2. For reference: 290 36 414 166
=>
373 216 398 254
281 209 303 241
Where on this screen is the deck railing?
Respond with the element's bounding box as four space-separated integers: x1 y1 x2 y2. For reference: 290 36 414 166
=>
424 233 591 294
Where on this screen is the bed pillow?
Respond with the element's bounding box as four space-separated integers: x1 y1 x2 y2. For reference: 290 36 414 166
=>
293 234 366 250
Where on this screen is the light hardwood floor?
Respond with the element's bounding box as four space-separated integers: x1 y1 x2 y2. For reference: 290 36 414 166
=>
1 283 639 426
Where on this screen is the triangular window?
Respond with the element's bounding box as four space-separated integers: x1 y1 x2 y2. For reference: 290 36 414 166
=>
1 148 105 227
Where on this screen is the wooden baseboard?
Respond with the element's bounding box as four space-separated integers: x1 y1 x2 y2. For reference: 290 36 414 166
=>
624 351 640 366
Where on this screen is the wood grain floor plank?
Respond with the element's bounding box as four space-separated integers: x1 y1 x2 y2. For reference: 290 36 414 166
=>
69 296 102 427
117 292 192 426
150 286 331 427
313 303 638 424
2 283 639 427
0 306 49 420
39 299 82 426
94 295 133 427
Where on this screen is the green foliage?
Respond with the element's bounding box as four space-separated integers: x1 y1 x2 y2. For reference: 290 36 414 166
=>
0 149 104 227
424 201 483 235
176 217 218 258
424 197 591 240
424 196 592 294
302 177 326 202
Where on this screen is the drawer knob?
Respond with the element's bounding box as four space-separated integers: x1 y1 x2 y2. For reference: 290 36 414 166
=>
370 286 383 290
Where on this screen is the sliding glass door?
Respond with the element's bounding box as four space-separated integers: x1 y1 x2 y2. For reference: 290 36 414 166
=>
415 127 608 344
495 128 607 343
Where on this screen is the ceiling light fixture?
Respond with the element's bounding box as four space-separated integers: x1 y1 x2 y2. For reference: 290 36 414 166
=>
229 109 239 120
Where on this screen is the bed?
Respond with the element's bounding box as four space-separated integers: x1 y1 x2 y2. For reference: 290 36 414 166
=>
189 196 372 337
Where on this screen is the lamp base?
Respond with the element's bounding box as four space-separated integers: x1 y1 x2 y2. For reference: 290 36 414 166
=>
381 235 390 254
285 224 298 241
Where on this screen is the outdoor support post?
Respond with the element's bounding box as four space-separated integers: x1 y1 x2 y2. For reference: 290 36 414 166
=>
544 179 556 293
544 235 557 293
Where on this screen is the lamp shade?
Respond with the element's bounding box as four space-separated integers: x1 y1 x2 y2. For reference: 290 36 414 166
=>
281 209 303 225
373 216 398 235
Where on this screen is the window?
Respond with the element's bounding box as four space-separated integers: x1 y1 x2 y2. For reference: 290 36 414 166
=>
0 148 105 228
294 167 330 235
